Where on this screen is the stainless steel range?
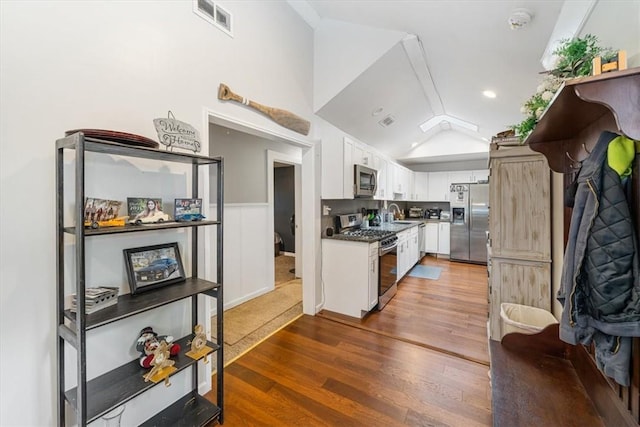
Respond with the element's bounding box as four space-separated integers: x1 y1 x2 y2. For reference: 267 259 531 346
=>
334 213 398 310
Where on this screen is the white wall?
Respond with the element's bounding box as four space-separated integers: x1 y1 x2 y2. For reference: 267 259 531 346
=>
405 131 489 159
0 1 313 425
313 19 405 111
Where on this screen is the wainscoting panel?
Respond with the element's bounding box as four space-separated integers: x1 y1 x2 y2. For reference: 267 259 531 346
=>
210 203 273 313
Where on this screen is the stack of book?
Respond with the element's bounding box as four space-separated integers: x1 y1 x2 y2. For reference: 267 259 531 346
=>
71 286 119 314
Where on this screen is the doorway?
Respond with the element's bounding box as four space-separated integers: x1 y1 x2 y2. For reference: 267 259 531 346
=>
274 162 297 286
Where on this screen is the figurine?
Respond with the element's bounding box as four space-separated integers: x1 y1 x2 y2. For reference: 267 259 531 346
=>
136 326 180 368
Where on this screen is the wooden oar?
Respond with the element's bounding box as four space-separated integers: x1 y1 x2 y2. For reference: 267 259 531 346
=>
217 83 310 136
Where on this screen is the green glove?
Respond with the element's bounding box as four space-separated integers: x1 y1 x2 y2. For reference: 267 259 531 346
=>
607 135 637 177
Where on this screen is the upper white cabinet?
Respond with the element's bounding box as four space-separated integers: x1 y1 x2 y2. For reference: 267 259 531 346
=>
414 172 429 201
373 155 388 200
448 171 473 184
427 171 450 201
321 134 346 199
390 164 411 200
353 143 373 167
472 169 489 182
343 137 355 198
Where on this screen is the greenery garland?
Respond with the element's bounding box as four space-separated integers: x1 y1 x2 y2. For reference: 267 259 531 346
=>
512 34 614 141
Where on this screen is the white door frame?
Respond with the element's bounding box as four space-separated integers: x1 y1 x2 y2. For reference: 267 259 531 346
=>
268 150 301 284
202 109 320 316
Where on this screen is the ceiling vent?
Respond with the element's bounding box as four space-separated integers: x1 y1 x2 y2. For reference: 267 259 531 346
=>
379 115 396 127
193 0 233 37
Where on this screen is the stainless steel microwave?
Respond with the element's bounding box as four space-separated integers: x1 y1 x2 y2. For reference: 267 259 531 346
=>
354 164 377 197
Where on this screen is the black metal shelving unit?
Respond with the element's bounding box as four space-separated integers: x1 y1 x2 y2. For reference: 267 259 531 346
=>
56 132 224 426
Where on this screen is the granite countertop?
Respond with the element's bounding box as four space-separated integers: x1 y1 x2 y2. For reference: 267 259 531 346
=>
323 220 422 242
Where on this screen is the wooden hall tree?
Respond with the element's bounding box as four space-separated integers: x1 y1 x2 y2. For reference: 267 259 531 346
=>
527 68 640 424
488 144 552 340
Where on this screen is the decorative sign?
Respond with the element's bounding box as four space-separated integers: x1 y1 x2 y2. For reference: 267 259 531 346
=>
153 111 201 153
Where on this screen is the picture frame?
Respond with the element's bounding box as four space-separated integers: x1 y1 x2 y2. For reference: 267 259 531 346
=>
127 197 163 221
84 198 123 223
123 242 186 294
174 198 204 221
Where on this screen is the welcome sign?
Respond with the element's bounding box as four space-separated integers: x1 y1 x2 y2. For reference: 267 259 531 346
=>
153 112 201 153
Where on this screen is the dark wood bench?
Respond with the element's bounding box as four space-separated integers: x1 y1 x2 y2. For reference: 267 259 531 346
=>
490 323 637 427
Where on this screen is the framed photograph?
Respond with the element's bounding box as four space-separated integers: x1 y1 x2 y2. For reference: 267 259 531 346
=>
127 197 163 220
127 197 171 225
84 198 123 223
123 242 186 294
174 198 204 221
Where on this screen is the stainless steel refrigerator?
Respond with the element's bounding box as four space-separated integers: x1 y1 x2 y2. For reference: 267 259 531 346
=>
449 182 489 264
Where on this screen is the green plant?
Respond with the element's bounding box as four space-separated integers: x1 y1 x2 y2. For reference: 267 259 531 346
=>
511 34 614 141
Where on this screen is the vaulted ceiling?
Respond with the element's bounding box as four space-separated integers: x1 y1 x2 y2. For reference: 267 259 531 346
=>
291 0 640 165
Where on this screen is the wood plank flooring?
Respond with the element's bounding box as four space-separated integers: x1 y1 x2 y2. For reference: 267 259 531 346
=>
321 255 490 365
206 256 492 426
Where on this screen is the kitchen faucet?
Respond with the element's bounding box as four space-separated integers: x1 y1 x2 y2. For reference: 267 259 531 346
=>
387 203 400 220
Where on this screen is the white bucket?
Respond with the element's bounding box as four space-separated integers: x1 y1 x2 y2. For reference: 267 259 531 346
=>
500 303 558 335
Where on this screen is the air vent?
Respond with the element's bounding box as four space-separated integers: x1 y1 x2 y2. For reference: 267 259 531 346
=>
193 0 233 37
378 115 396 127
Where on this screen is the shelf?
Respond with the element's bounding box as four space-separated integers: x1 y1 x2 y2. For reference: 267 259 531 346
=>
64 335 219 423
527 67 640 173
57 133 222 165
57 130 224 425
63 278 220 330
64 220 220 236
139 392 221 427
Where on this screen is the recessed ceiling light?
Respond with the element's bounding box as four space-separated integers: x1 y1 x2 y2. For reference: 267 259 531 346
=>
371 106 384 116
411 142 419 148
483 90 497 99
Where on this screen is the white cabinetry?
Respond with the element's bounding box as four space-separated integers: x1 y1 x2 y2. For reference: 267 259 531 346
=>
472 169 489 182
396 229 410 279
414 172 429 201
343 137 354 199
409 226 420 264
353 142 373 167
438 222 451 255
322 239 379 318
368 244 379 310
448 171 472 184
427 172 450 201
373 155 387 200
424 222 439 253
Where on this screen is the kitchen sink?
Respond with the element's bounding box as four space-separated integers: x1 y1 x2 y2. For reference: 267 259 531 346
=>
393 221 418 225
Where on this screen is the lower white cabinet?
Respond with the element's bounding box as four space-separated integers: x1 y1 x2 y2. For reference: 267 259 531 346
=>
424 223 439 253
396 229 410 279
322 239 379 318
438 222 450 255
368 244 379 310
409 226 420 265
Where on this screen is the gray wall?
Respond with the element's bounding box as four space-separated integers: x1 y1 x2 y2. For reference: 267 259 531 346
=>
209 123 302 203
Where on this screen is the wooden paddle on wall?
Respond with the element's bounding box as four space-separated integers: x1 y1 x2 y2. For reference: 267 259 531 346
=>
217 83 310 136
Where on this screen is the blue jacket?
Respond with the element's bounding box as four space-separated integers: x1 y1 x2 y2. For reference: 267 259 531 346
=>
558 131 640 386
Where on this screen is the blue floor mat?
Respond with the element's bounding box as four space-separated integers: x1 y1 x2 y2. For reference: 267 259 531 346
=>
390 265 442 280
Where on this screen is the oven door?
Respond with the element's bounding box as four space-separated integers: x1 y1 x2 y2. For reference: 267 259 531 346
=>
378 242 398 309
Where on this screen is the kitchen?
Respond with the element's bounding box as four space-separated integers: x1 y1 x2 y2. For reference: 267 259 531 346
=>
2 1 639 426
320 160 490 318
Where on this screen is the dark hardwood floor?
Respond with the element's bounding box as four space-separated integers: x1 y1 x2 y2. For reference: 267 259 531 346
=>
207 256 492 426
